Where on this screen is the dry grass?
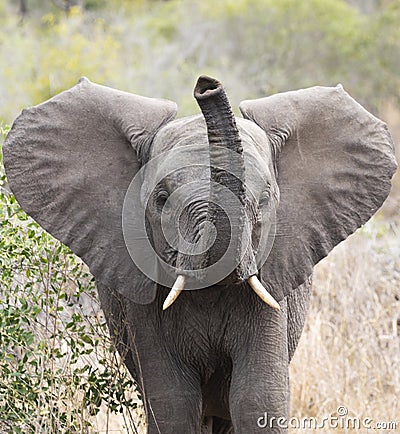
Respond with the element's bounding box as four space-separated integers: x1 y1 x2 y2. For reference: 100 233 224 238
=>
92 399 145 434
290 217 400 433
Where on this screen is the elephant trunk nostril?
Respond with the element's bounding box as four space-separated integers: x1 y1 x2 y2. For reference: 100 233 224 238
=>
194 76 222 99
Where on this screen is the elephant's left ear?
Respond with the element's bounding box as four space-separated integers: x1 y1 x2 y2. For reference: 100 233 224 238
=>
3 78 177 304
240 85 397 300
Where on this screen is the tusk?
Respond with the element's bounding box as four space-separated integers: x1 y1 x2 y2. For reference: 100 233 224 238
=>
163 275 186 310
248 275 280 310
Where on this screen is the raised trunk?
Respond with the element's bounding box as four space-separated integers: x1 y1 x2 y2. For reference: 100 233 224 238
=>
194 76 245 198
194 76 256 284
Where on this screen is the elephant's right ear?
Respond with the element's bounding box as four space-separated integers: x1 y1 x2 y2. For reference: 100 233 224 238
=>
240 85 397 301
3 78 177 304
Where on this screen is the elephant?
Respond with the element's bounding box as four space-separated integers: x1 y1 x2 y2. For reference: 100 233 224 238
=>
3 75 397 434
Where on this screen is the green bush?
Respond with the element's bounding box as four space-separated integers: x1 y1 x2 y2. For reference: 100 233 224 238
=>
0 125 140 433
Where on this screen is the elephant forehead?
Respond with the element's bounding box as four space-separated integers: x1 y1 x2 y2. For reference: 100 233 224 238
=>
147 145 211 181
153 114 270 156
151 114 208 156
149 114 272 191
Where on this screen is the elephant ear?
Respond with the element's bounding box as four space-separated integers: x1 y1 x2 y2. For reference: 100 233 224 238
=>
3 78 177 304
240 85 397 300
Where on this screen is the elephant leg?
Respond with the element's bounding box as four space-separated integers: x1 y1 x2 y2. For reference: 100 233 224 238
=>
144 376 203 434
201 416 213 434
98 285 203 433
229 298 289 434
212 416 234 434
199 416 233 434
131 340 203 434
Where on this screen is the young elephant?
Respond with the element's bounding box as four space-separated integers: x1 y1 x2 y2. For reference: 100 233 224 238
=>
3 76 397 433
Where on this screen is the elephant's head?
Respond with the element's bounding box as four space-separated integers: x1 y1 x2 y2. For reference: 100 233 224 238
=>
3 76 397 310
128 76 280 308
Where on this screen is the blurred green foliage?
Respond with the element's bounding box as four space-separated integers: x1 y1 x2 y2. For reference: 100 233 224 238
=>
1 0 399 122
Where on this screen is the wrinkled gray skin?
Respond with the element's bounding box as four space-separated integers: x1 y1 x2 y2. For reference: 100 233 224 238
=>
3 76 397 434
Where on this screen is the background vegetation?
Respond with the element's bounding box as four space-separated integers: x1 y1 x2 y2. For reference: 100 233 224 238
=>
2 0 400 121
0 0 399 432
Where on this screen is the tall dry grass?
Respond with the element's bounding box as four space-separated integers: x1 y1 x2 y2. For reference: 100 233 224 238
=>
290 217 400 433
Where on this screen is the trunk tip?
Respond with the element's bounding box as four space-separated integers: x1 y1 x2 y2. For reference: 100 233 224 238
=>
194 75 222 100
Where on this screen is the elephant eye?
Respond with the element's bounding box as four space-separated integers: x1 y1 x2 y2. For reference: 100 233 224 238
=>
258 190 270 208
